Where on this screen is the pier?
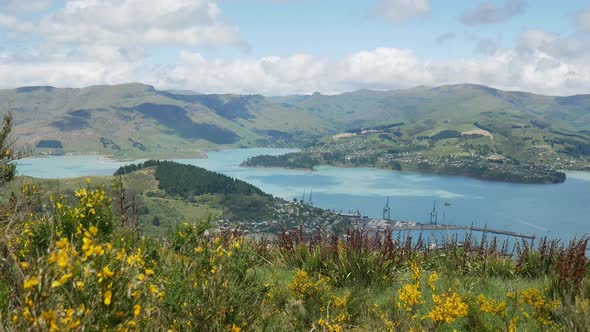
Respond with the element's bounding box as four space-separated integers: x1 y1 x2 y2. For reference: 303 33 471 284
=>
387 222 535 240
335 198 537 240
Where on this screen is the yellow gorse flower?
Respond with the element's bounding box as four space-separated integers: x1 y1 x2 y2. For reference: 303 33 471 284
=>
398 283 422 311
23 276 40 289
98 265 115 278
428 271 439 290
51 273 73 288
289 270 311 299
424 291 468 324
104 290 112 306
410 261 421 284
518 288 560 326
477 294 507 318
55 237 69 249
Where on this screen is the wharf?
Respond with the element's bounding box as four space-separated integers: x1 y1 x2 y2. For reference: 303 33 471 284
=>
386 222 535 240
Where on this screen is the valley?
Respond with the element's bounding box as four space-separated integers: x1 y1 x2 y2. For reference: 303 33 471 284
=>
3 83 590 183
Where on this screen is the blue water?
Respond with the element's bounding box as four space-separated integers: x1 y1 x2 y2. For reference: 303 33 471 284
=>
15 149 590 241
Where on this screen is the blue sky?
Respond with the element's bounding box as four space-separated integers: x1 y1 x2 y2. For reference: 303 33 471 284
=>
219 0 581 58
1 0 590 95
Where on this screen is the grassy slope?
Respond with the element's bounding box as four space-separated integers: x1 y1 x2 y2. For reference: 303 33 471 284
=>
3 169 221 236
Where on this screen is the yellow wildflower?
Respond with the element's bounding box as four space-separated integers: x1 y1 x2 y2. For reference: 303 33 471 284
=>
51 273 73 288
519 288 559 326
398 283 422 311
410 261 421 284
477 294 507 318
23 276 40 289
55 250 69 268
428 271 439 290
424 291 468 324
134 304 141 316
82 237 93 251
93 245 105 256
150 284 159 294
508 317 519 332
104 290 112 305
55 237 69 249
99 265 114 278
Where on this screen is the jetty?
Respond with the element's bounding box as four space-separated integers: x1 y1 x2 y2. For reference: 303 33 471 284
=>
387 222 535 240
334 198 537 240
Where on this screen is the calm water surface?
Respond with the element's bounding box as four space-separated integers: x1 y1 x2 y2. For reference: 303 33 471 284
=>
15 149 590 241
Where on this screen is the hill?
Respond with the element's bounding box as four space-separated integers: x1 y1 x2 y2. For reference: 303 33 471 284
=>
1 83 327 158
2 83 589 169
3 160 350 236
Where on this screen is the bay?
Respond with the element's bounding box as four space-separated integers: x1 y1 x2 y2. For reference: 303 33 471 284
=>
15 148 590 241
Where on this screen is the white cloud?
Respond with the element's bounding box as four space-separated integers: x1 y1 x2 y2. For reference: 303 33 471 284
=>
460 0 527 25
2 35 590 96
0 1 589 98
2 0 242 48
375 0 430 23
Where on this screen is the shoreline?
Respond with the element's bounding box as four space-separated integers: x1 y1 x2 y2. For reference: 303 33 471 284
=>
239 164 315 172
19 148 590 185
242 162 571 185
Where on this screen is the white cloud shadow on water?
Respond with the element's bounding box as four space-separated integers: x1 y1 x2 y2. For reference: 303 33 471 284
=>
238 166 465 200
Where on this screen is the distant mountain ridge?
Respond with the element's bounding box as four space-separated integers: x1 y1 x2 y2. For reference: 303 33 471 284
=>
1 83 589 161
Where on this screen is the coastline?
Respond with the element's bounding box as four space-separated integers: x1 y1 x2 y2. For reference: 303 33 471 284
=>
242 161 569 185
239 164 316 172
22 148 589 185
30 150 209 161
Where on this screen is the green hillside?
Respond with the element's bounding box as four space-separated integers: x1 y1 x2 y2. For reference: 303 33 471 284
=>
1 84 327 158
3 161 350 236
2 83 590 166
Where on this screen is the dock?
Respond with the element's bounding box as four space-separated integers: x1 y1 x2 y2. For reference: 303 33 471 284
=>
338 198 537 240
386 222 535 240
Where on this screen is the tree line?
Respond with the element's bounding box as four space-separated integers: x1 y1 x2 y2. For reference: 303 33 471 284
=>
115 160 266 198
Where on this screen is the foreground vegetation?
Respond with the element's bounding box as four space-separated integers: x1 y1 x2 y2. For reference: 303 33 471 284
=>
1 177 589 331
1 112 589 331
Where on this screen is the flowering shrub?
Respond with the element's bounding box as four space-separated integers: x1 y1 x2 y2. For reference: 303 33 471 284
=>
424 291 469 324
162 222 267 331
10 180 163 331
0 179 584 331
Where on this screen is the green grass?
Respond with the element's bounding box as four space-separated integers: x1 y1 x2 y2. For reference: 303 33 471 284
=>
140 196 222 236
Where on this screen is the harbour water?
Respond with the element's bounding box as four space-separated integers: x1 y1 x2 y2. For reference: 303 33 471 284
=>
15 148 590 241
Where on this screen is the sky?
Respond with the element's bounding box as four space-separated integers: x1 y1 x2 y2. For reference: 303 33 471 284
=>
1 0 590 95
